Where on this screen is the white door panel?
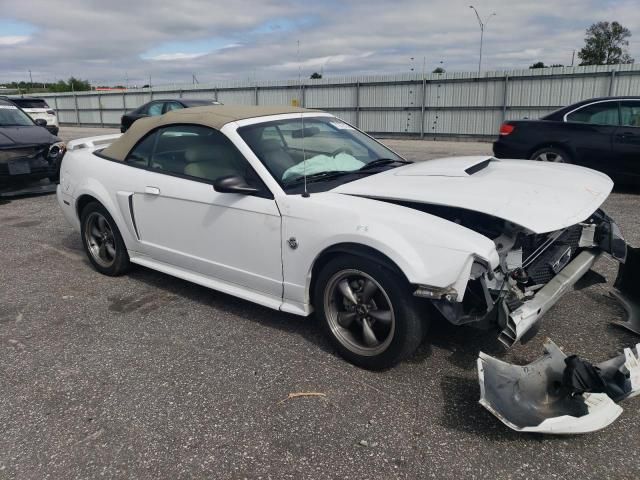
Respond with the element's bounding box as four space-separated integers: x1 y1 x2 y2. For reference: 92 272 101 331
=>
132 172 282 297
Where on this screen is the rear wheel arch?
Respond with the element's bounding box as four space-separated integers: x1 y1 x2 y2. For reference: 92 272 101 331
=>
528 142 574 162
308 243 409 307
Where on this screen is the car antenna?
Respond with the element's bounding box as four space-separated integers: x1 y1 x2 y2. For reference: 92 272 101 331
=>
298 39 310 198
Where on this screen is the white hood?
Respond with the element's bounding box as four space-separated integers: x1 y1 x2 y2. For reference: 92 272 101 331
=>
333 156 613 233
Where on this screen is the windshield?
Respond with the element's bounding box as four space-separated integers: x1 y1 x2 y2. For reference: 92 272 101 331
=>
238 116 406 190
0 104 35 127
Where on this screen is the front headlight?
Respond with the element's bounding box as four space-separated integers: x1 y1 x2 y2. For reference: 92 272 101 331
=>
48 141 66 160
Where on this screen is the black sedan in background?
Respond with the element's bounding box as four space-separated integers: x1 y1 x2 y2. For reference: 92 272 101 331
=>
120 99 221 132
0 97 65 186
493 96 640 184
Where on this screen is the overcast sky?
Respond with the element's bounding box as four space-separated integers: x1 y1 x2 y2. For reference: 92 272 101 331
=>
1 0 639 86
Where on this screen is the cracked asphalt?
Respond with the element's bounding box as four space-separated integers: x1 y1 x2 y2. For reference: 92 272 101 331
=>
1 127 639 479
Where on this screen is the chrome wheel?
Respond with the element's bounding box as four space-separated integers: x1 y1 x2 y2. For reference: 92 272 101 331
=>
83 211 117 268
535 151 565 162
324 269 395 357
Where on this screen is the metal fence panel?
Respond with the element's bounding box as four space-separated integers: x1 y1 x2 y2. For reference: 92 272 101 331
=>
258 87 299 106
76 95 101 109
57 110 77 124
39 64 640 137
216 89 255 105
614 73 640 96
54 96 76 109
305 86 356 108
360 83 421 108
361 110 421 133
425 109 503 136
78 110 101 124
102 110 123 125
124 93 150 109
100 93 125 109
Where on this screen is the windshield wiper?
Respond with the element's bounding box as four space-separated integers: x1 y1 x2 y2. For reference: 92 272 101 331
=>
358 158 412 171
283 170 355 187
282 159 412 187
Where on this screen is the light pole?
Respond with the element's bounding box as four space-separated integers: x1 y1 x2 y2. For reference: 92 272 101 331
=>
469 6 496 75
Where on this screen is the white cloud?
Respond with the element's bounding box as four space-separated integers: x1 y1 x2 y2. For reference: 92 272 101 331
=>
0 35 29 46
145 52 208 61
0 0 638 84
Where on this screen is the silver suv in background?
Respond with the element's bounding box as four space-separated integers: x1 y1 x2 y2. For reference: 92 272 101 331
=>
7 96 59 135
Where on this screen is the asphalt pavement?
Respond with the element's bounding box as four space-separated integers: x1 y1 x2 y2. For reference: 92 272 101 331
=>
0 127 639 479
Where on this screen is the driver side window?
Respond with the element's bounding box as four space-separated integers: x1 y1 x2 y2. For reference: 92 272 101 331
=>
126 125 265 193
152 125 249 183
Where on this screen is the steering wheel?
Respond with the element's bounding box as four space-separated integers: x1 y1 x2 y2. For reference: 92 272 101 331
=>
330 147 353 157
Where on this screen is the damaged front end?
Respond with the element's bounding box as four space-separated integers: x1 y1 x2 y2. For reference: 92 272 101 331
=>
477 339 640 434
420 208 640 347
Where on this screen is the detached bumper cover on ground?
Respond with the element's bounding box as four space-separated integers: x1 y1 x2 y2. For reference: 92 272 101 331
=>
478 246 640 434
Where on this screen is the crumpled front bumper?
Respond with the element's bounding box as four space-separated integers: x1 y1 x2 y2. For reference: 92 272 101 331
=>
498 250 599 347
477 245 640 434
498 213 636 347
478 339 640 434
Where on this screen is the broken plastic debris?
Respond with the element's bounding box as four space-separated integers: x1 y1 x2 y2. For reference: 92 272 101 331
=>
477 339 640 434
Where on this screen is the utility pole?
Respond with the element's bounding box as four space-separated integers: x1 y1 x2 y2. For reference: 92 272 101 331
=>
28 69 33 92
571 50 575 67
469 6 496 75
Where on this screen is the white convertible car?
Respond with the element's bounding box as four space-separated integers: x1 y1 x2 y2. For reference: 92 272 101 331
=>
57 106 639 378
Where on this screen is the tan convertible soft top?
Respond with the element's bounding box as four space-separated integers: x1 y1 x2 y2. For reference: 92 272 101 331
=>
102 105 315 161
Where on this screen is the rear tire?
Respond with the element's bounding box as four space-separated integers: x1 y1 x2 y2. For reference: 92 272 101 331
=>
530 147 572 163
313 254 427 370
80 202 130 276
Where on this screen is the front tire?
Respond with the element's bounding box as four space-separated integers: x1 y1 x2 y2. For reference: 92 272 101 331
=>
80 202 130 276
314 255 426 370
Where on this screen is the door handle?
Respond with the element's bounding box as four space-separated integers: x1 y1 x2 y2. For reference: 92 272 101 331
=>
145 186 160 195
616 131 634 139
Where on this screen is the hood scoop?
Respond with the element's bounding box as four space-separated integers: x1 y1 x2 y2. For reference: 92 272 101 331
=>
393 156 497 178
464 158 494 175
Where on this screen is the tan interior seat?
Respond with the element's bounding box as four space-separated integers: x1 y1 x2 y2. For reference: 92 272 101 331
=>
260 139 297 179
183 143 241 181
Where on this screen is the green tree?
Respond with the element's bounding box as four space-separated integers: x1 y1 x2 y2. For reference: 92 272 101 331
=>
47 77 91 93
578 21 634 65
529 61 546 69
432 67 445 73
310 72 322 79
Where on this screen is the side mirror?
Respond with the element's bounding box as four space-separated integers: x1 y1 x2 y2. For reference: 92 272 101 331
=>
213 175 259 195
35 118 47 127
